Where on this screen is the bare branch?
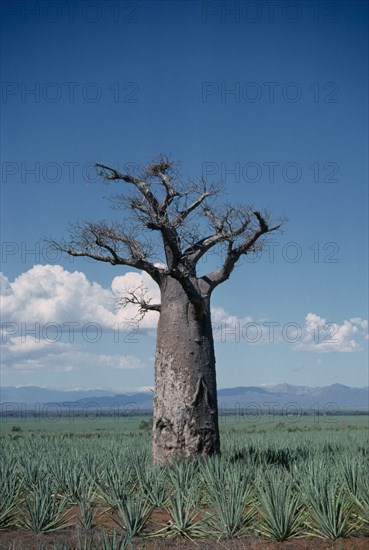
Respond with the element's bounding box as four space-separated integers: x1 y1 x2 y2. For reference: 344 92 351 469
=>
201 211 284 290
46 222 164 285
51 156 285 305
183 205 251 264
95 163 160 214
117 284 161 322
96 161 185 269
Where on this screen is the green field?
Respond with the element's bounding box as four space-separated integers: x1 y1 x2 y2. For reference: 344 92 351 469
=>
0 413 368 549
1 411 368 436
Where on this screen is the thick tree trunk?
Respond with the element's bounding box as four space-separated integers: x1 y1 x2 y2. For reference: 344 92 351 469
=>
153 276 220 465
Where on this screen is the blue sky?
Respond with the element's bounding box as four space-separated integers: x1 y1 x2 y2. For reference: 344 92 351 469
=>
1 0 368 391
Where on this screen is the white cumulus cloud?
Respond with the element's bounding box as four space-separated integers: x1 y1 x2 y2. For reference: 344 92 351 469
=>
294 313 368 353
1 264 160 330
1 265 157 373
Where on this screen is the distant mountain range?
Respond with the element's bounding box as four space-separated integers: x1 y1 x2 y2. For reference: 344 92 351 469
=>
1 384 368 410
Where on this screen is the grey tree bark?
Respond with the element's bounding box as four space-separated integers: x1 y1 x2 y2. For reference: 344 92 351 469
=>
153 276 219 464
50 155 284 465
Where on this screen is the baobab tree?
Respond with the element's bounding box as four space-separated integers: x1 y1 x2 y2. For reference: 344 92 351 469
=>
51 156 284 465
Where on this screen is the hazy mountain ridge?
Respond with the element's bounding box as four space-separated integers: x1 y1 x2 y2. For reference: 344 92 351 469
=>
1 384 368 410
0 386 116 403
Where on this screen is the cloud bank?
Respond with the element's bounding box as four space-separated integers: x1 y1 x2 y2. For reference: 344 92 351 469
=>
1 264 160 329
1 265 156 373
1 265 367 374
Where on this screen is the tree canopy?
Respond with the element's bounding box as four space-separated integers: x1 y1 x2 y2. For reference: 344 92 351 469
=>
51 155 284 312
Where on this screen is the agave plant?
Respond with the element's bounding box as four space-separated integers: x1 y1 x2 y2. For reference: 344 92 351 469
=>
77 499 99 531
301 475 355 539
350 465 369 531
64 463 94 504
98 459 133 507
109 494 153 538
21 455 48 491
0 459 21 529
256 470 305 541
201 459 255 539
148 460 205 540
339 454 362 497
50 456 70 495
18 481 70 533
167 460 197 496
155 483 206 540
135 463 167 507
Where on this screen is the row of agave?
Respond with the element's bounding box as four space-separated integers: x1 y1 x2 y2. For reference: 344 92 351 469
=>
0 431 368 542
